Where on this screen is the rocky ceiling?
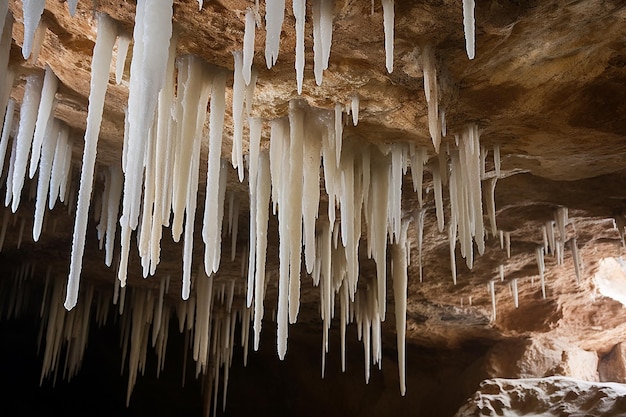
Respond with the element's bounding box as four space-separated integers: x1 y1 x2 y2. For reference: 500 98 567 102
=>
1 0 626 416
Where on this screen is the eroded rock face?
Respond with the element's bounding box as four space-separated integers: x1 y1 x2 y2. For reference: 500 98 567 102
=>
454 377 626 417
1 0 626 415
599 342 626 384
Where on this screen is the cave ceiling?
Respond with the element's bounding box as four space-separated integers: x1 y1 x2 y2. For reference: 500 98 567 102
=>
1 0 626 413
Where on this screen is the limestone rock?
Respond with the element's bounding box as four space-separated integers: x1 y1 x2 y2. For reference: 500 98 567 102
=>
454 377 626 417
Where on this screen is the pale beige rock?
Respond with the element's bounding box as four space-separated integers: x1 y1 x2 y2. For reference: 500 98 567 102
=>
599 342 626 384
455 377 626 417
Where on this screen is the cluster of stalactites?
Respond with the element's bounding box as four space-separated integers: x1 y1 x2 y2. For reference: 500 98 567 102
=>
0 12 75 249
3 5 415 403
487 205 585 321
258 0 473 91
536 207 584 289
1 0 487 410
4 258 250 417
421 124 494 287
264 101 416 394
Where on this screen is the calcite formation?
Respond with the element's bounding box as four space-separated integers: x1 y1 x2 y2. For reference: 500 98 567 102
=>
1 0 626 415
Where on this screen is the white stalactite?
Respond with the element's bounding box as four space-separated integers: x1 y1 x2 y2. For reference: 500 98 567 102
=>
179 64 212 300
231 51 246 181
334 103 343 167
302 117 321 275
33 119 60 241
253 151 271 350
243 8 256 86
536 246 546 299
30 65 59 179
115 35 132 85
104 164 123 267
203 70 227 275
512 279 519 308
486 177 497 236
293 0 306 94
264 0 285 68
370 153 389 317
494 144 501 177
66 13 118 311
276 114 291 360
288 101 304 323
410 145 426 207
351 94 359 126
0 98 16 176
449 222 457 284
570 238 583 283
11 73 43 212
381 0 394 73
432 160 444 232
21 0 46 59
48 125 70 208
148 30 178 275
416 208 425 282
392 220 409 396
422 47 440 153
120 0 173 241
462 0 475 59
246 117 263 307
312 0 334 85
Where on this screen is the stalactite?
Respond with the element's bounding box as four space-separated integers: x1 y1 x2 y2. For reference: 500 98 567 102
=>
415 208 425 282
66 13 118 310
381 0 394 73
118 0 174 289
486 177 497 236
293 0 306 94
287 101 305 323
421 46 441 153
11 73 43 212
313 0 334 85
265 0 285 68
570 238 583 283
253 151 271 350
0 98 15 176
410 145 427 207
536 246 546 299
21 0 45 60
29 65 58 179
203 70 228 275
242 8 256 86
231 51 246 181
462 0 475 59
489 280 496 321
115 35 132 85
432 159 444 232
33 119 59 241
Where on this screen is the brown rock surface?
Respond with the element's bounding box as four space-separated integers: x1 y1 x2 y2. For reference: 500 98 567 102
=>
1 0 626 415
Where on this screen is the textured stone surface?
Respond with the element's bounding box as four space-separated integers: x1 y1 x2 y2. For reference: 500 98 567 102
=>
454 377 626 417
